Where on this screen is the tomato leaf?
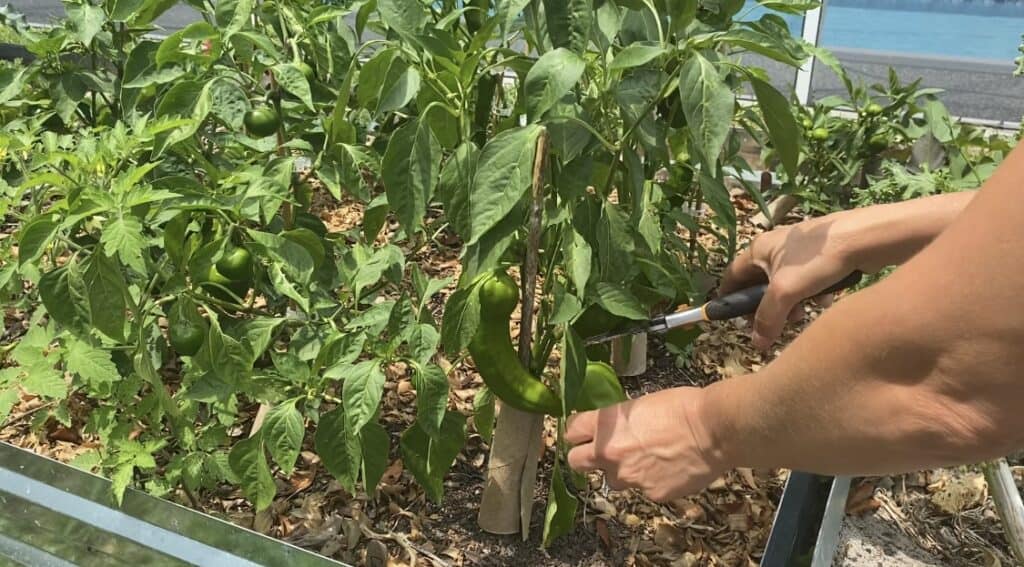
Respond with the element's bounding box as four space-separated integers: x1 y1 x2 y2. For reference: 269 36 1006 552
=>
17 214 59 267
83 253 128 343
65 338 120 391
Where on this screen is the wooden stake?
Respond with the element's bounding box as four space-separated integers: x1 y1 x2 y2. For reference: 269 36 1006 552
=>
478 129 550 538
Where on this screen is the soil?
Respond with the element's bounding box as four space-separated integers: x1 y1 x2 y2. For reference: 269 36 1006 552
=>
2 187 1021 567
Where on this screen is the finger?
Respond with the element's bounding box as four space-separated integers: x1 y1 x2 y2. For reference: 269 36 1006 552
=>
752 276 801 351
718 248 766 297
567 443 599 472
787 303 805 323
604 475 628 492
565 410 598 446
812 293 834 308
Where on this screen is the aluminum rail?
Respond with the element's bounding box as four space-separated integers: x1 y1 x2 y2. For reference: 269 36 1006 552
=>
0 442 350 567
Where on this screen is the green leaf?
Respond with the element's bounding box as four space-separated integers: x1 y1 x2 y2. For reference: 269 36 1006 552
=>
102 216 147 273
524 48 585 122
246 229 314 284
411 363 448 440
749 76 800 179
399 411 466 503
262 400 304 476
106 0 145 21
0 388 19 423
268 263 310 313
542 459 578 547
472 386 494 443
678 53 735 167
272 64 314 111
343 360 385 435
560 328 587 413
84 253 128 342
209 78 250 131
382 118 441 233
563 227 592 295
438 142 480 240
610 43 667 70
698 170 736 230
21 361 66 399
228 435 276 511
67 3 107 45
406 324 440 366
18 215 59 267
378 0 429 38
440 285 481 356
360 421 389 494
314 406 362 493
356 48 420 115
594 283 647 320
466 124 542 246
39 266 88 330
222 0 254 38
65 339 119 390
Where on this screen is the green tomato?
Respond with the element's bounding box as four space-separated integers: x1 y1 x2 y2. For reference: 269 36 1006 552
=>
801 118 814 130
811 127 830 141
865 103 884 116
243 106 280 138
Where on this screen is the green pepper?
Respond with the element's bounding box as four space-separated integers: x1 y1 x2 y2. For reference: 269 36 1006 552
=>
468 270 564 416
169 321 205 356
573 361 627 411
244 106 280 138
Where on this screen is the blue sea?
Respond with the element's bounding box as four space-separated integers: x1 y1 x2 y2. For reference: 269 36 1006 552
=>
744 0 1024 62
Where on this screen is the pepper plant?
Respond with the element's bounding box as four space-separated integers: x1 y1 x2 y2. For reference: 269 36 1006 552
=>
2 0 826 547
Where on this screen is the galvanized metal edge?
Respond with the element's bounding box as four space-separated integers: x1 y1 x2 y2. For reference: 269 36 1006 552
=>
0 442 350 567
761 471 838 566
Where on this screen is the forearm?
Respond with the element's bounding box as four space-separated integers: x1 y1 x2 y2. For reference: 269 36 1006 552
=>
834 190 976 273
700 147 1024 476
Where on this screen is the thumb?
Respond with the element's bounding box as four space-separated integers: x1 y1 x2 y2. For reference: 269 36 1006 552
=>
751 276 802 351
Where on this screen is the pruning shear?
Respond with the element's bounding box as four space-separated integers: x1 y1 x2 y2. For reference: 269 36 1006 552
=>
583 271 865 346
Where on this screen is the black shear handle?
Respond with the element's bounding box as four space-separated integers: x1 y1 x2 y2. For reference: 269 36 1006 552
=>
704 271 864 322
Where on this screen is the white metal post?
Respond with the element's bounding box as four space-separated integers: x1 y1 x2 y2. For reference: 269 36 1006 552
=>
795 1 828 106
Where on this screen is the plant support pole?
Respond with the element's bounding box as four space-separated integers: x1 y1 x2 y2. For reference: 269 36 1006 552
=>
478 130 550 538
981 458 1024 565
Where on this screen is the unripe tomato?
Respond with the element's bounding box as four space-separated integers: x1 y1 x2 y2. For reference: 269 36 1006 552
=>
811 127 830 141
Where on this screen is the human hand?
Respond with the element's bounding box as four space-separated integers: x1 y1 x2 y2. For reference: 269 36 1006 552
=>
565 387 726 503
718 213 860 351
